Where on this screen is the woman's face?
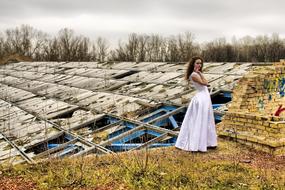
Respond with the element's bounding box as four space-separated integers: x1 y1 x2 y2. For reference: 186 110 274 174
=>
194 59 202 71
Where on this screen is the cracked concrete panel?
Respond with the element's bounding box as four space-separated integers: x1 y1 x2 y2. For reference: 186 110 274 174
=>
157 63 185 73
0 84 36 102
202 62 226 72
34 66 66 74
227 63 253 75
0 146 25 165
60 62 101 69
25 62 67 68
10 70 46 80
115 82 157 95
130 62 167 71
39 73 72 83
211 75 243 91
0 75 26 86
53 110 105 131
104 62 138 70
122 71 182 84
63 68 90 75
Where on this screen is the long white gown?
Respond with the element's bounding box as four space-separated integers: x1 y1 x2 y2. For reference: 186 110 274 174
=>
175 72 217 152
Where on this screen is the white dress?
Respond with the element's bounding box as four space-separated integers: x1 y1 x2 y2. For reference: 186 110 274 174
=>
175 72 217 152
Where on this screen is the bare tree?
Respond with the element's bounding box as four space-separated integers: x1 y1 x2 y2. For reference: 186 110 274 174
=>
252 35 270 62
0 33 4 58
177 32 196 61
268 33 284 62
57 28 93 61
2 25 285 63
137 34 149 62
146 34 164 62
89 44 97 61
43 37 61 61
96 37 109 62
126 33 139 61
166 36 179 62
57 28 74 61
3 25 47 59
114 40 128 61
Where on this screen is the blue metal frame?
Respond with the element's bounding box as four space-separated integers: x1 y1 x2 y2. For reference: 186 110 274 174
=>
212 104 222 109
47 134 84 157
57 145 84 157
44 92 233 154
214 114 222 122
107 143 175 151
223 91 232 98
107 105 180 149
212 91 232 123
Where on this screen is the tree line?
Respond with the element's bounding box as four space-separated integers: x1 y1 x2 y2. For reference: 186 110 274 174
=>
1 25 285 62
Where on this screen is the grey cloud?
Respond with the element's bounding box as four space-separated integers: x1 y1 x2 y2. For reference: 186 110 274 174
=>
1 0 285 19
0 0 285 43
0 0 156 18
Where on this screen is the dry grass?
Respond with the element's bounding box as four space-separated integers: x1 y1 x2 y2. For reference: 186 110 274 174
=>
1 138 285 189
0 54 32 65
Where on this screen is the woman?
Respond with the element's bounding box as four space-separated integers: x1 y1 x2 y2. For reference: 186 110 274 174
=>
175 56 217 152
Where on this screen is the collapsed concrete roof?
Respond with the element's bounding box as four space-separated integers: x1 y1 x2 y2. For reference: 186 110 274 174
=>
0 61 253 164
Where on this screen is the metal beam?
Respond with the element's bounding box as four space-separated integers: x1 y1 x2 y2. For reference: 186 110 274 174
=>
0 68 192 157
83 120 123 136
0 96 113 157
130 133 169 151
97 107 183 147
107 143 173 151
0 131 35 164
33 138 78 159
100 125 145 146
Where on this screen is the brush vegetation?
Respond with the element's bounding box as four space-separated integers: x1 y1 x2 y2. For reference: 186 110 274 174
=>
1 138 284 190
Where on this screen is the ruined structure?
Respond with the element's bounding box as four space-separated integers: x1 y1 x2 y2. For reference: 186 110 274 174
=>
0 61 252 164
218 60 285 155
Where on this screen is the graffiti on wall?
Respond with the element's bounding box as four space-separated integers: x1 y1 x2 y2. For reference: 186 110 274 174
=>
274 105 285 116
263 76 285 98
258 98 264 111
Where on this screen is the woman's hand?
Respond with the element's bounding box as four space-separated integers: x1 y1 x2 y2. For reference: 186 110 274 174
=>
194 67 200 73
196 70 202 76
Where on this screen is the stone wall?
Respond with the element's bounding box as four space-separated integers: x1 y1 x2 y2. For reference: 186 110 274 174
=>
218 60 285 155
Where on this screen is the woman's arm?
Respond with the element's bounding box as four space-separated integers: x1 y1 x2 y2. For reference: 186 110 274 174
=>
197 71 208 84
191 72 208 86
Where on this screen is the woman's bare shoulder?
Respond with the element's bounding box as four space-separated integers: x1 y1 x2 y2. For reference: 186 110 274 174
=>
190 72 199 78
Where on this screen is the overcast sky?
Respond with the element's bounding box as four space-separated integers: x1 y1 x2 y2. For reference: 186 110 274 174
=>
0 0 284 46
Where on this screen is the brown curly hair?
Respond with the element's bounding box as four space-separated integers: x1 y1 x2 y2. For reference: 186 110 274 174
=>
185 56 204 80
